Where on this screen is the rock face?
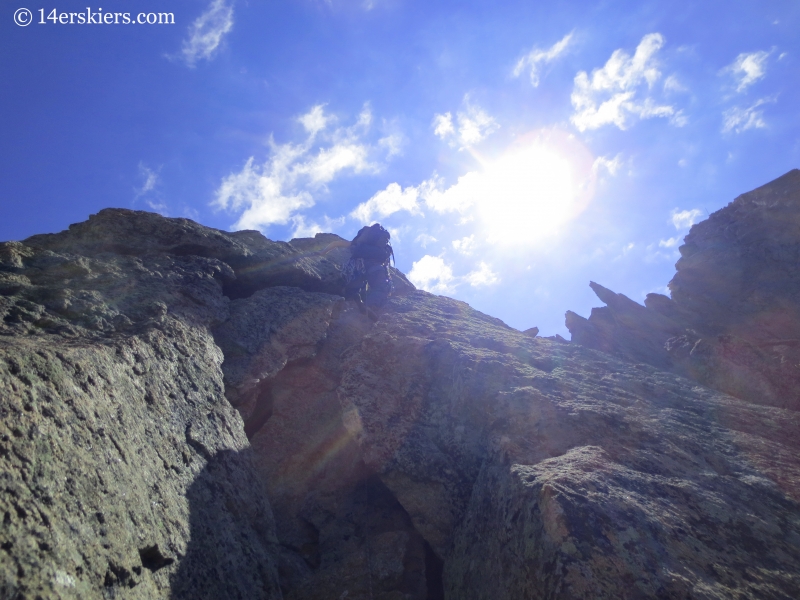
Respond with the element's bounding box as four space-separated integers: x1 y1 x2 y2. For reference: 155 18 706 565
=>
0 252 283 598
2 171 800 599
566 169 800 411
0 209 413 599
340 293 800 598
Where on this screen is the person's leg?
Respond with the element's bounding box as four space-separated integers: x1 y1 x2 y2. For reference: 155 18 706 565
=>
343 276 364 302
365 264 392 308
342 259 366 304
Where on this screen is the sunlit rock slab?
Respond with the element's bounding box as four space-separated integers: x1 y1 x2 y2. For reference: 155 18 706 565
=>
339 291 800 598
0 325 282 599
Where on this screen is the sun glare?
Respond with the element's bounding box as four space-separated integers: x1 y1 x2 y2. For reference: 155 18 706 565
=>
474 130 595 246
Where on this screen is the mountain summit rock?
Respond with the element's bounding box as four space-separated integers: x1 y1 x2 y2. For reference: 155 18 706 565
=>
2 172 800 599
567 169 800 411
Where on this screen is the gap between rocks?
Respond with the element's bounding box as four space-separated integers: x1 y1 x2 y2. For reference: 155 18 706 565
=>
214 295 446 599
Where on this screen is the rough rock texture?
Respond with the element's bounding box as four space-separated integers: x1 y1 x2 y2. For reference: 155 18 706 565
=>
211 287 343 436
248 301 444 600
566 169 800 411
2 183 800 600
0 262 283 598
339 292 800 598
0 208 418 599
19 209 414 301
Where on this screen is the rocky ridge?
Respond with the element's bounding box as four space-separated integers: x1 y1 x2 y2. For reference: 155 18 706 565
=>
566 169 800 411
1 171 799 599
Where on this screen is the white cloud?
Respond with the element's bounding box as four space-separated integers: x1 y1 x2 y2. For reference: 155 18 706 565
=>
378 133 403 158
722 97 775 133
432 112 455 139
134 163 168 213
458 103 499 145
659 208 703 249
353 172 475 218
215 156 314 229
180 0 234 67
351 166 493 225
465 262 499 287
433 97 499 148
290 214 346 239
355 105 372 129
422 171 482 214
145 201 168 215
571 33 678 131
452 234 476 255
513 32 573 87
592 154 622 176
135 162 159 198
290 216 318 239
419 133 596 248
350 182 424 223
722 50 771 93
647 239 680 263
616 242 639 262
214 105 379 231
671 208 703 230
295 143 371 184
298 104 331 136
663 74 688 93
385 225 404 244
408 255 455 294
350 132 593 266
669 110 689 127
415 234 437 248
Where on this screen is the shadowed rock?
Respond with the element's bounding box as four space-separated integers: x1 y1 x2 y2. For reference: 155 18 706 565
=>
566 169 800 411
20 208 415 301
170 449 282 600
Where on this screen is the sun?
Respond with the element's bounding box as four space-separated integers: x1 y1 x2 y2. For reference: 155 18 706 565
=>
473 129 596 246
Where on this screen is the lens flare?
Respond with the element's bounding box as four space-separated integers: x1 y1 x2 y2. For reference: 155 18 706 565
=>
473 129 596 246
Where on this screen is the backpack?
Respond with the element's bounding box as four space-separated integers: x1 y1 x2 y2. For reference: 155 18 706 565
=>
350 224 394 264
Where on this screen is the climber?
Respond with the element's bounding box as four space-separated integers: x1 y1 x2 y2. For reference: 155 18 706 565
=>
321 223 394 320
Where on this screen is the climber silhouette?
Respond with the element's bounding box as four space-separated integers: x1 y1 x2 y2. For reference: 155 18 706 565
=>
322 223 394 321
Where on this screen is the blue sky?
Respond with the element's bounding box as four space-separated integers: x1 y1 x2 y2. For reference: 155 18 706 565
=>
3 0 799 335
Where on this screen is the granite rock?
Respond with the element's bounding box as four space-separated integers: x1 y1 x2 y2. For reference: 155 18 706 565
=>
2 195 800 599
0 209 420 599
0 320 283 599
21 208 415 301
334 291 800 599
566 170 800 411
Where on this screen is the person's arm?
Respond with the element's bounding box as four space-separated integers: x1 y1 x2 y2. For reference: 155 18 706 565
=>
320 239 351 255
